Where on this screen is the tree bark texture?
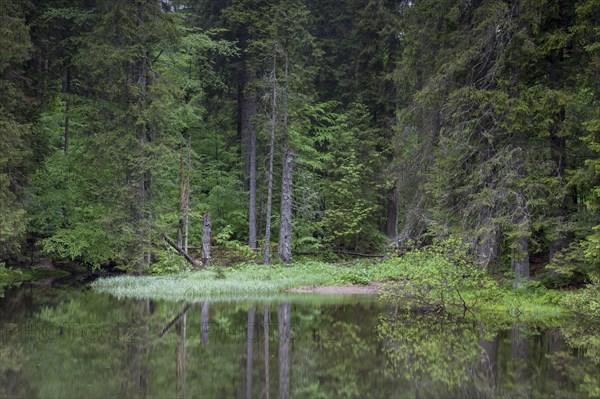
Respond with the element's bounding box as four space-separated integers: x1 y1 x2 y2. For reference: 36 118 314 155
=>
184 136 191 254
178 143 186 247
202 212 211 266
549 114 569 271
63 67 71 153
132 1 152 273
263 53 277 265
248 96 258 250
475 207 498 269
385 188 398 239
512 189 530 288
278 149 293 265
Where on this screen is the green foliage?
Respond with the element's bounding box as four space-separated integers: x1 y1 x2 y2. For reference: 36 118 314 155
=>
319 102 386 251
379 237 499 313
0 0 33 257
149 249 187 275
338 269 371 286
1 0 599 286
561 275 600 320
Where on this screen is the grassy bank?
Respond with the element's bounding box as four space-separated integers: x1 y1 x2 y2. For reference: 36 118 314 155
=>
93 261 346 302
92 259 572 317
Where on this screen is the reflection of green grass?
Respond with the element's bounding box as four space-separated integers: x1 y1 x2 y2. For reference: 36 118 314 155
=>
0 263 70 295
0 263 30 284
459 286 568 318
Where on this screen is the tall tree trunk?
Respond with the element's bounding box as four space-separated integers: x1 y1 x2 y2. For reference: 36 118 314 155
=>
264 53 277 265
512 191 530 288
278 302 290 399
385 188 398 239
63 67 71 153
246 306 255 399
278 53 292 265
257 193 264 247
133 4 152 273
549 108 568 269
184 136 191 254
512 228 530 288
475 207 498 269
178 143 186 247
278 149 293 265
241 83 251 189
237 24 250 189
264 305 270 399
202 212 211 266
248 96 258 250
512 146 530 287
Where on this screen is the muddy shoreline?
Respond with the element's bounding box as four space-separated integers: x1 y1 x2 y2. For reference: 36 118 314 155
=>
286 283 379 294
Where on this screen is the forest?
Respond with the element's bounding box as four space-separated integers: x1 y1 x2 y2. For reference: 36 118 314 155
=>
1 0 599 294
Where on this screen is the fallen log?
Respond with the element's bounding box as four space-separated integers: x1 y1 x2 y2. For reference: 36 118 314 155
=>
161 232 203 268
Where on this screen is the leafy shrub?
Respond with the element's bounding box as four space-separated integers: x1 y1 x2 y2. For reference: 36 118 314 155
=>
379 237 499 313
149 249 187 274
561 276 600 320
339 269 371 285
545 242 591 287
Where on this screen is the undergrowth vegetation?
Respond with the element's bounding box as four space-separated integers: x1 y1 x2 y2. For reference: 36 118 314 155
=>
93 239 572 318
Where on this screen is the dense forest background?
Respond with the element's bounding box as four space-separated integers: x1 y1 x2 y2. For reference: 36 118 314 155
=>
1 0 599 282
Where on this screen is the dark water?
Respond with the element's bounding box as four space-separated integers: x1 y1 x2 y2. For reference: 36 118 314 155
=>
0 282 599 398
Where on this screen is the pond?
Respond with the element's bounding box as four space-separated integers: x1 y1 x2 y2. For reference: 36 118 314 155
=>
1 280 598 398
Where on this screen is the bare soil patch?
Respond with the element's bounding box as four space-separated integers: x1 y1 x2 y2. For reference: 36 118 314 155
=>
286 283 379 294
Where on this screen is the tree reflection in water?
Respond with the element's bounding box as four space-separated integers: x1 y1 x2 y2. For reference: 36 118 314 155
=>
278 302 291 399
1 286 599 398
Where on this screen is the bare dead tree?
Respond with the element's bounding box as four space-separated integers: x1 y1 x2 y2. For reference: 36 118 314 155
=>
184 136 191 254
202 212 211 266
263 50 278 265
278 52 292 265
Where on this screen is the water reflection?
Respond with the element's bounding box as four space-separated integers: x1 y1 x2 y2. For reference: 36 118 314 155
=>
0 285 598 398
278 303 291 399
264 304 270 399
246 305 254 399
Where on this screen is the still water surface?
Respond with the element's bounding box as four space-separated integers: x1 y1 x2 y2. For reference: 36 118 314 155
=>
1 281 598 398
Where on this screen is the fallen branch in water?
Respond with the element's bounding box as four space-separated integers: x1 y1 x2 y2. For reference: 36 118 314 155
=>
158 304 191 338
